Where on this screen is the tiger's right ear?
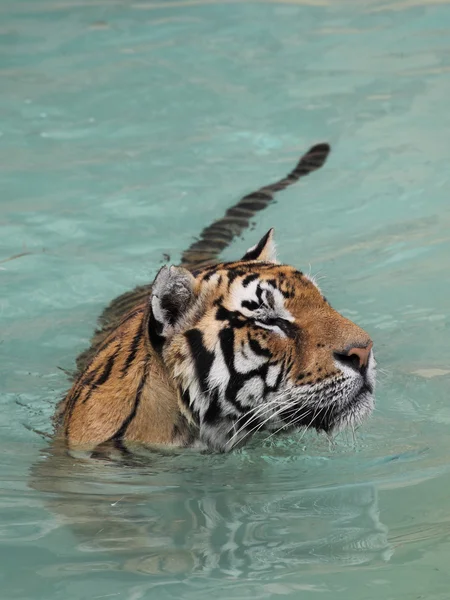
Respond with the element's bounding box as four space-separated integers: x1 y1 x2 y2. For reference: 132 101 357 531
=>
149 265 196 349
241 228 277 262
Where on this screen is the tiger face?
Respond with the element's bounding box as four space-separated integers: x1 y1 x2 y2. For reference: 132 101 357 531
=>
149 229 375 452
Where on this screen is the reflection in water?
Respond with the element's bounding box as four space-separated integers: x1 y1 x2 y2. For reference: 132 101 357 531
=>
30 443 392 579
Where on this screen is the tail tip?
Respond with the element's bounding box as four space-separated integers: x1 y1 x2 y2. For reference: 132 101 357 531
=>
309 142 331 155
302 142 331 169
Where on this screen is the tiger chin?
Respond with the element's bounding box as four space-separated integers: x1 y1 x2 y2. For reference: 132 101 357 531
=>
56 228 376 455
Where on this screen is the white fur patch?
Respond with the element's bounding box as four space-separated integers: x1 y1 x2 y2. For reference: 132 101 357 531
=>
234 344 267 374
208 345 230 392
231 278 259 315
151 295 164 324
236 377 265 407
266 363 282 388
255 321 286 338
229 279 294 325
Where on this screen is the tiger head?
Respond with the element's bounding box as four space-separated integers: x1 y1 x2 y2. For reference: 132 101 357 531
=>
149 229 376 452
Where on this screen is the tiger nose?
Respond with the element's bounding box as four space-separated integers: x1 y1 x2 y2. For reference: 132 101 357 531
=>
334 341 373 373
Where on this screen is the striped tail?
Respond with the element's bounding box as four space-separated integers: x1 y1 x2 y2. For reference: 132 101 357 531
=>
74 143 331 375
181 143 331 269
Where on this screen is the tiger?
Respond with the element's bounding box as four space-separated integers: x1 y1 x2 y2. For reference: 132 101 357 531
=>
53 142 376 456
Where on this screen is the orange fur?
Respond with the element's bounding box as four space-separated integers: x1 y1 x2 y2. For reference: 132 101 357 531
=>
58 305 195 452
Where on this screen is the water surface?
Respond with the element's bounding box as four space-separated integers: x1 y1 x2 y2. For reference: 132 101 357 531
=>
1 0 450 598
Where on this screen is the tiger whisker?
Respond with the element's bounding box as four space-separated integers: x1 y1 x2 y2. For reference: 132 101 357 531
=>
230 387 322 448
263 406 313 444
229 391 295 437
228 394 298 446
228 391 306 447
296 402 325 443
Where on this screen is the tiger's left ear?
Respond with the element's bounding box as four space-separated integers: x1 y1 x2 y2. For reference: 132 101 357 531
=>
149 265 196 349
241 228 277 262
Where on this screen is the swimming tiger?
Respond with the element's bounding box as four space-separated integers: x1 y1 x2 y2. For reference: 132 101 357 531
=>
54 142 376 455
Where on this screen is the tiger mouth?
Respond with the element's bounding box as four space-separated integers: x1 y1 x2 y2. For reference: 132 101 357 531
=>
276 378 375 435
322 382 375 433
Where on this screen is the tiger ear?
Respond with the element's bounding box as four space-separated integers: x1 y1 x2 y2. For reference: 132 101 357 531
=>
149 265 196 347
241 228 277 262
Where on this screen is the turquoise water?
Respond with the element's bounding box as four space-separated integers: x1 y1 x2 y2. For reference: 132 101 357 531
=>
1 0 450 597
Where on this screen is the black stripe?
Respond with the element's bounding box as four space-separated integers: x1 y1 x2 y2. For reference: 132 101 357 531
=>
238 199 268 212
215 305 247 328
242 230 272 261
121 321 143 376
226 268 245 287
63 366 100 434
203 389 221 425
112 438 134 457
248 337 271 357
78 348 120 408
180 388 191 409
219 327 270 409
184 329 214 395
255 284 264 305
148 309 165 352
94 352 116 387
63 389 82 437
108 363 149 442
241 300 259 311
260 317 299 340
242 273 259 287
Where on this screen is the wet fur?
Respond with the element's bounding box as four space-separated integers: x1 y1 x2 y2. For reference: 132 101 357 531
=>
53 143 375 455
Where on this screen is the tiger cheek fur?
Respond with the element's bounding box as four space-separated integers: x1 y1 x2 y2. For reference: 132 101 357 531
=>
59 228 376 454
